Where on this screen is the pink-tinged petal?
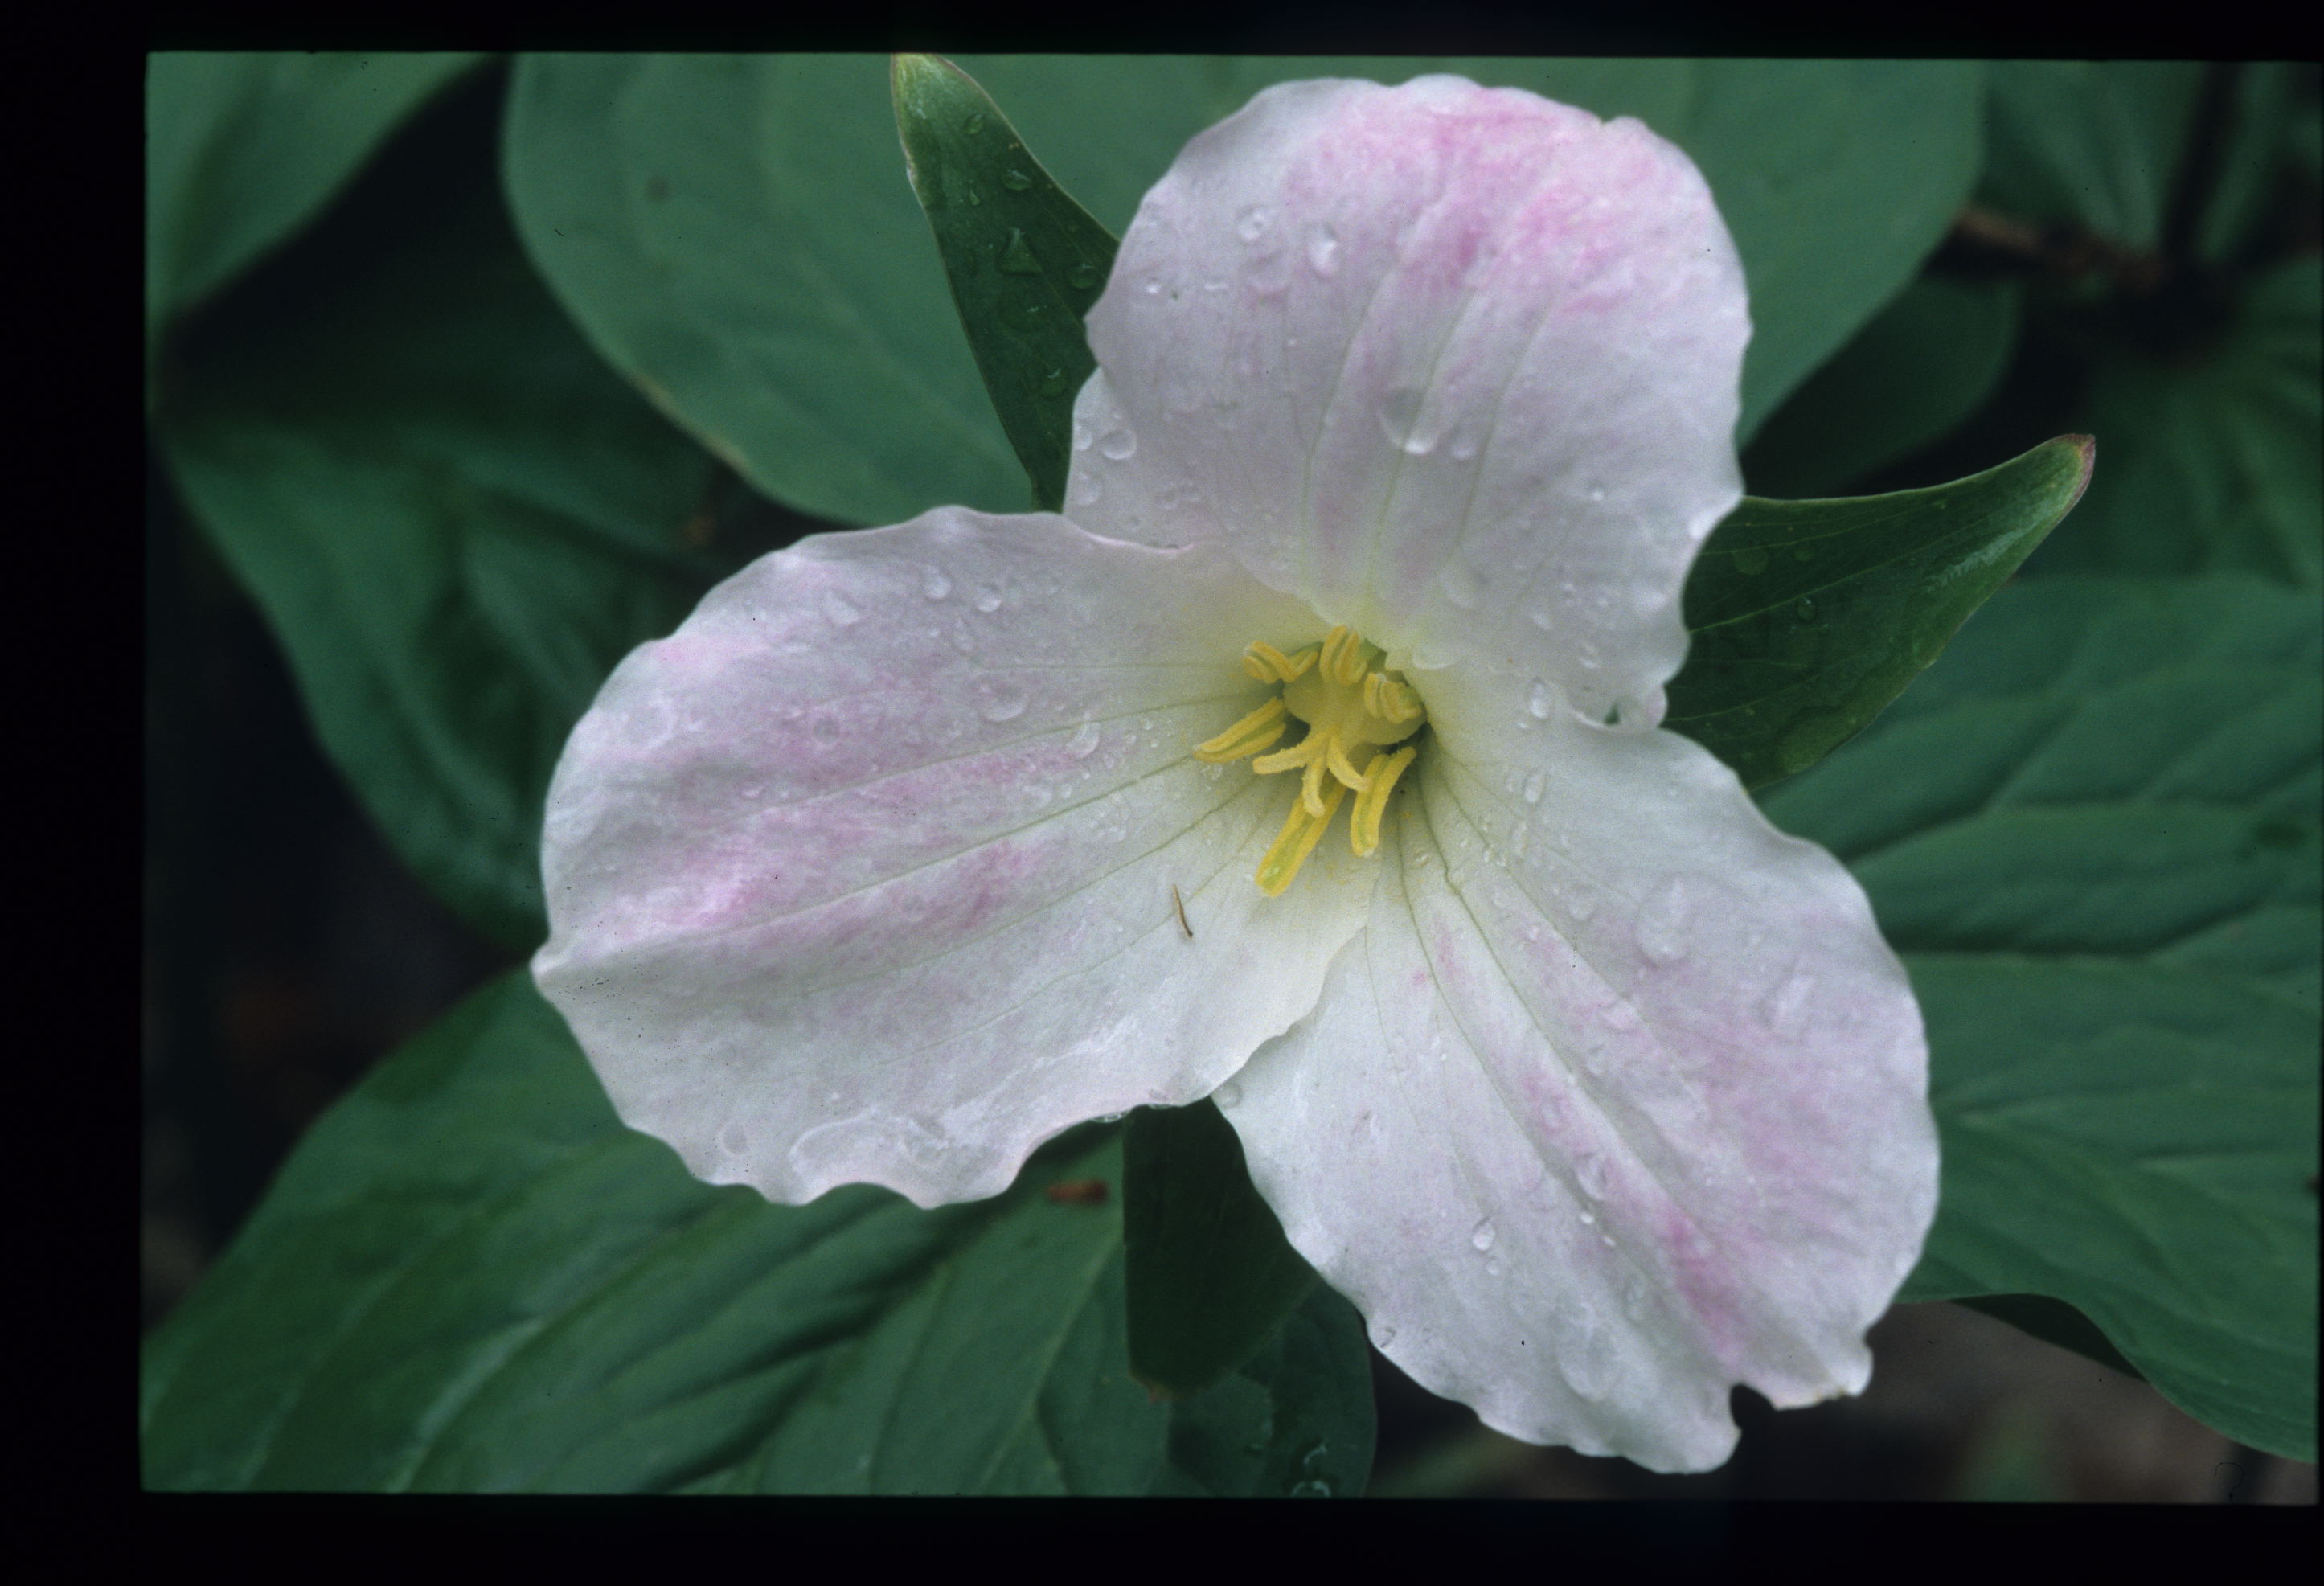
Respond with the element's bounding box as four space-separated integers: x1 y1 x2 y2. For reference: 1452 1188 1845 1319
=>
533 509 1372 1209
1223 707 1933 1471
1078 75 1748 730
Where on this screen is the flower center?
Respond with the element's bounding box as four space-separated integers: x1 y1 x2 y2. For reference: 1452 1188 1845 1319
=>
1193 625 1427 895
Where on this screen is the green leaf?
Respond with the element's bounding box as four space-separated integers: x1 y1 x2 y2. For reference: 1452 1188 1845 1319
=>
1155 1285 1376 1497
1978 61 2207 251
1741 273 2022 500
1123 1100 1318 1398
146 51 484 348
141 974 1372 1494
2028 257 2322 588
1666 436 2094 790
153 71 775 951
892 55 1119 514
503 55 1978 527
1762 575 2320 1459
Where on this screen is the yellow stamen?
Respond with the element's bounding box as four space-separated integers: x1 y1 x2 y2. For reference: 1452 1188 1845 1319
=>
1198 623 1428 894
1193 697 1289 762
1256 778 1349 896
1348 745 1416 857
1319 625 1367 685
1243 640 1315 683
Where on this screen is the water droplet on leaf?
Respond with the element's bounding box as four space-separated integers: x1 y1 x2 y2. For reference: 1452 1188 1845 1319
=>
998 229 1040 274
1067 261 1101 289
1732 545 1769 575
1000 167 1032 191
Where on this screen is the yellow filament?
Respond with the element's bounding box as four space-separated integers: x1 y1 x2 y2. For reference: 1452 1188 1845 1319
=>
1348 746 1416 857
1193 697 1288 762
1256 779 1349 896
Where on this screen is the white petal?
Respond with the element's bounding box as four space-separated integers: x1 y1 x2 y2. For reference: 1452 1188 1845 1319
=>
534 508 1370 1208
1224 706 1934 1471
1081 74 1748 727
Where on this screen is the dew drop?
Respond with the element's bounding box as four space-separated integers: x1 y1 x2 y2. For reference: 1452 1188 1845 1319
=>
1574 1150 1609 1200
1438 559 1486 609
1305 221 1340 276
1470 1218 1498 1252
1067 261 1101 290
1446 419 1483 461
973 585 1005 613
963 113 986 135
1213 1080 1243 1110
718 1121 749 1155
1098 428 1137 461
1245 248 1293 295
920 565 952 600
1761 969 1816 1031
1037 367 1069 398
1097 1112 1126 1124
1065 719 1101 759
1527 679 1555 719
1793 596 1818 621
1235 204 1272 242
977 681 1029 723
1377 386 1428 453
822 590 862 627
1521 770 1546 805
1000 167 1033 191
1576 1207 1596 1225
1370 1322 1398 1349
1069 470 1104 506
998 229 1040 274
1072 419 1093 451
1633 876 1691 965
1732 544 1770 576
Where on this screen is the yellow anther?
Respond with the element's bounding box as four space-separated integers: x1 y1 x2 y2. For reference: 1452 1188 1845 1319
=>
1348 745 1416 857
1242 640 1314 683
1193 697 1289 762
1256 778 1349 896
1319 625 1367 685
1198 623 1427 894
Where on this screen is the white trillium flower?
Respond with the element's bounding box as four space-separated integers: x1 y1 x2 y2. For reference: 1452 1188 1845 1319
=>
533 75 1939 1473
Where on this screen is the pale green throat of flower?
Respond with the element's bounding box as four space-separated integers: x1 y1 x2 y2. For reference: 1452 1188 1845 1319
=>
1194 625 1427 895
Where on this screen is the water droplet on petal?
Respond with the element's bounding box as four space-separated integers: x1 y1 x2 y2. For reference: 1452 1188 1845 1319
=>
1213 1080 1242 1110
822 590 862 627
1370 1322 1398 1349
1527 680 1555 719
718 1122 749 1154
1069 469 1103 506
920 566 951 600
1244 249 1292 295
1521 770 1546 805
1098 428 1137 461
1378 386 1428 453
973 585 1005 613
1066 719 1101 759
1438 559 1486 609
1470 1218 1497 1252
1305 221 1339 276
1634 876 1691 965
976 680 1029 723
1574 1151 1609 1200
1235 204 1272 242
1761 969 1816 1031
